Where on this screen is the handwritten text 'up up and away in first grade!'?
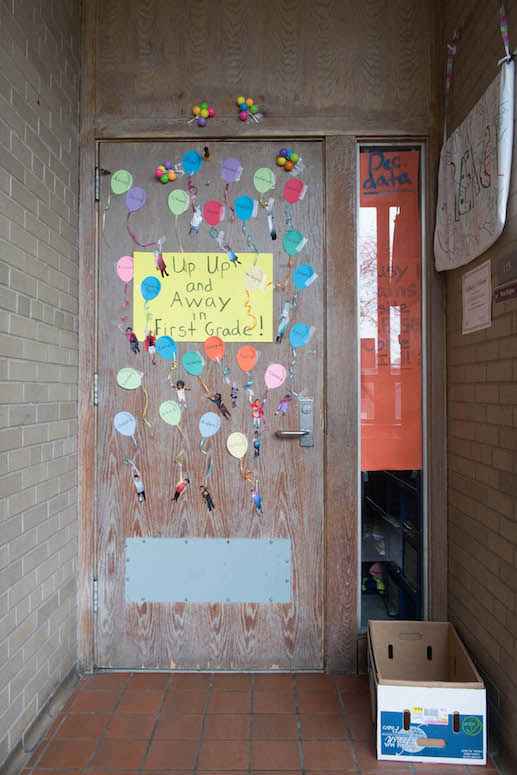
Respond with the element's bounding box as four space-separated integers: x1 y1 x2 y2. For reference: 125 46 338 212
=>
133 252 274 342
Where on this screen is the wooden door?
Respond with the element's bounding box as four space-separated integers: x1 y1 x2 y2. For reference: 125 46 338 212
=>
96 140 324 670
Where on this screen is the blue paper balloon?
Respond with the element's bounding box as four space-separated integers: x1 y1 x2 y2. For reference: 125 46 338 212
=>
289 322 314 349
182 150 203 175
182 350 205 376
234 195 256 221
140 276 161 301
199 411 221 438
155 335 177 360
293 263 318 290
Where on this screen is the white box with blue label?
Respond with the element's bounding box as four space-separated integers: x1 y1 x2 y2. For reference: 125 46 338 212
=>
368 620 486 766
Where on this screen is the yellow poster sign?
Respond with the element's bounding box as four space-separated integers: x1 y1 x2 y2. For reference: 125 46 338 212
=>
133 252 274 342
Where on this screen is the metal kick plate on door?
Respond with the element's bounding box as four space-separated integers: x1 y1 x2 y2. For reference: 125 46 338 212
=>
299 397 314 447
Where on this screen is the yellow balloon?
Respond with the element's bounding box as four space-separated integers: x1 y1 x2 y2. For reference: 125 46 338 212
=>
227 432 248 459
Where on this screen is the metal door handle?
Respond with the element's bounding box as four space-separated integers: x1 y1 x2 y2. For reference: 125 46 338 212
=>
275 430 309 439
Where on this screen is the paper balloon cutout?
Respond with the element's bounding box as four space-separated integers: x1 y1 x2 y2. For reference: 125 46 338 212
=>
140 276 161 301
203 200 225 227
126 187 147 212
289 322 315 349
182 149 203 175
204 336 225 362
156 335 177 360
114 411 136 437
245 265 268 291
283 229 307 256
227 432 248 459
199 411 221 438
111 169 133 195
168 189 190 216
264 363 287 389
234 195 257 221
221 158 243 184
182 350 205 376
159 400 182 426
283 177 307 204
116 255 133 283
236 344 258 372
293 263 318 289
117 367 143 390
253 167 276 194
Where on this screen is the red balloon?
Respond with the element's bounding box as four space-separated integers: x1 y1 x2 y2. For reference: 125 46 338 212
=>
204 336 225 361
203 199 225 226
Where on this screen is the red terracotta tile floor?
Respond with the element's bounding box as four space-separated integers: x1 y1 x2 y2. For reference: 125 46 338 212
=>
23 672 497 774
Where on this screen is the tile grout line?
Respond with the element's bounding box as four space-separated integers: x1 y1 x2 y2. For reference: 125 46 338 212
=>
80 672 133 773
138 672 175 773
293 675 306 774
336 684 361 773
192 673 214 774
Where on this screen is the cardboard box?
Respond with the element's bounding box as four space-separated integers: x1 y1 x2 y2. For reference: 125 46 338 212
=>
368 620 486 765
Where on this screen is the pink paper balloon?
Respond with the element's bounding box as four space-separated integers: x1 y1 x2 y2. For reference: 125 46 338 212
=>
264 363 287 389
116 255 133 283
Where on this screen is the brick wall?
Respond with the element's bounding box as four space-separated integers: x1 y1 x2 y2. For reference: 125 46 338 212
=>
0 0 80 766
442 0 517 769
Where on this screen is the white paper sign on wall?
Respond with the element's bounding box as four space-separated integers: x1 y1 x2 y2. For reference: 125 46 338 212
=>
435 60 515 272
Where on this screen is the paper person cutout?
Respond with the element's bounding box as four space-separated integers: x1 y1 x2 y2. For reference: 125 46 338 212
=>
111 170 133 195
234 195 258 221
282 229 307 256
140 276 161 301
182 149 203 175
126 187 147 212
293 263 318 289
155 335 177 361
113 411 137 444
283 177 307 204
199 411 221 438
168 189 190 216
221 158 243 184
116 255 133 283
204 336 225 362
253 167 276 194
182 350 205 376
203 200 225 227
227 432 248 459
159 400 182 426
236 345 258 372
289 322 315 349
116 368 143 390
264 363 287 389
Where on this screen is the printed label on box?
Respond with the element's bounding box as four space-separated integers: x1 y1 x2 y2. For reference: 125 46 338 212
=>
411 706 448 725
380 711 484 760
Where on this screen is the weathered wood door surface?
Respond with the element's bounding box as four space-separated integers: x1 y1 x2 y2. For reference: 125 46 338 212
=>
96 141 324 669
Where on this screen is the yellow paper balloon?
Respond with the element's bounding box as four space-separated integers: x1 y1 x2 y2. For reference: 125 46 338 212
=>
226 432 248 459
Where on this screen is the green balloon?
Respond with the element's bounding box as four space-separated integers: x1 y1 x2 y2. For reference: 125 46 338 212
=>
168 189 190 216
159 400 182 426
253 167 276 194
116 367 142 390
111 169 133 195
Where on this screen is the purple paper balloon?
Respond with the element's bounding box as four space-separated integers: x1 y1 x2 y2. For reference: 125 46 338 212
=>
126 187 147 213
221 158 243 184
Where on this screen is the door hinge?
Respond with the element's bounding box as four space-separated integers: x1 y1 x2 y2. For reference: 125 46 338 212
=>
95 167 111 202
93 372 98 407
92 577 99 614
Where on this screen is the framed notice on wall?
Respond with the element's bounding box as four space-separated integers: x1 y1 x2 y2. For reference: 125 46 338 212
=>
462 259 492 335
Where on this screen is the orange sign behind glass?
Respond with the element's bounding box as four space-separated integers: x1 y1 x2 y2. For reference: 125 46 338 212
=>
359 148 422 471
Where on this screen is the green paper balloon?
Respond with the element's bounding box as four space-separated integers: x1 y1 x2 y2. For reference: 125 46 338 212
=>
168 189 190 216
116 367 143 390
253 167 276 194
159 400 182 426
111 169 133 195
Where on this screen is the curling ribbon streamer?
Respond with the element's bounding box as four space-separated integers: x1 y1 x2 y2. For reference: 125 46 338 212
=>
141 386 152 428
239 458 253 483
126 213 162 249
244 289 258 333
224 184 236 222
442 33 458 143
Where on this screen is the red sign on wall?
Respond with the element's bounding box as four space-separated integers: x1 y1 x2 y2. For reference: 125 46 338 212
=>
359 148 422 471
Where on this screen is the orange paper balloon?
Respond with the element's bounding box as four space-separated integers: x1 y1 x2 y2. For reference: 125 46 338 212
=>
236 344 258 373
204 336 225 362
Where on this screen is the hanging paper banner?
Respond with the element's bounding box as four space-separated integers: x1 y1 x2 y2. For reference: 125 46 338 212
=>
111 170 133 195
435 60 515 270
199 411 221 438
117 368 143 390
227 432 248 458
132 252 273 342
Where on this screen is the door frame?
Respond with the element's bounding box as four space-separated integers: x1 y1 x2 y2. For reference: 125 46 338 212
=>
78 5 446 675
